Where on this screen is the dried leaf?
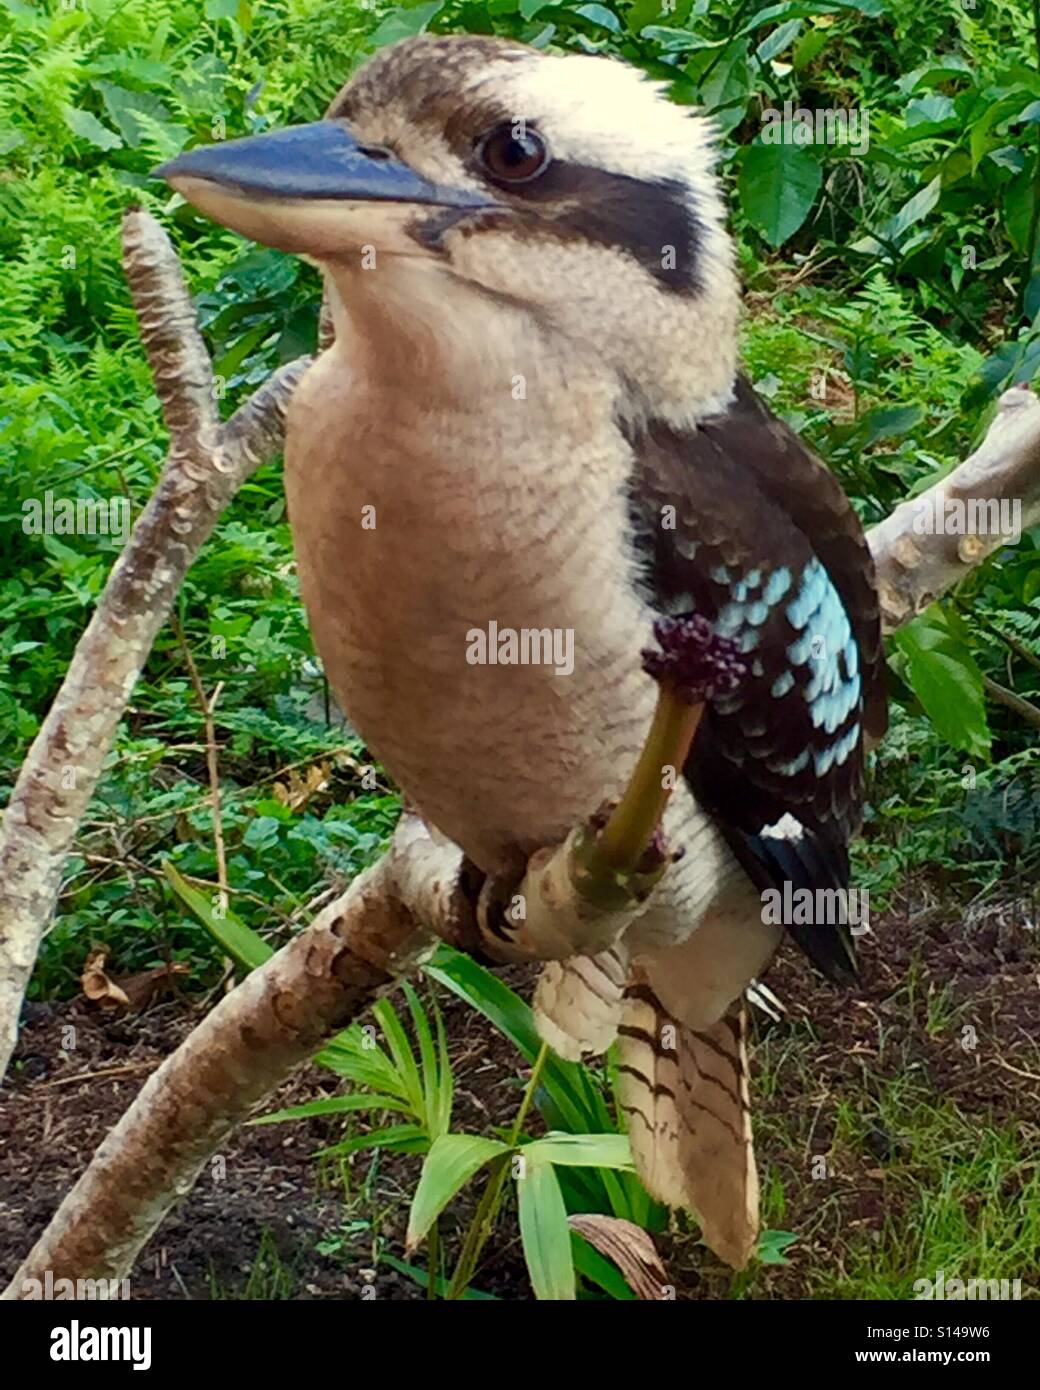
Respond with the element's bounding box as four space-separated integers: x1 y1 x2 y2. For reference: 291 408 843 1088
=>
81 949 131 1009
273 763 330 811
568 1213 671 1300
81 949 188 1011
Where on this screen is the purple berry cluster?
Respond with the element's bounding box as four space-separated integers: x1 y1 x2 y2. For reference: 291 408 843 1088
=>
641 613 747 705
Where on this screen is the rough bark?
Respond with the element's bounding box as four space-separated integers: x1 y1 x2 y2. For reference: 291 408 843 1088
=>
2 211 1039 1292
3 814 458 1295
871 384 1040 633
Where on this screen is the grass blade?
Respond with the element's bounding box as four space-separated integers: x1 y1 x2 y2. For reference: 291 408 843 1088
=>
407 1134 509 1249
517 1158 575 1301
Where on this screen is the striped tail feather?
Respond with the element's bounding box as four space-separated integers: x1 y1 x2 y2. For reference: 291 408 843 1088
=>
617 977 758 1269
533 944 628 1062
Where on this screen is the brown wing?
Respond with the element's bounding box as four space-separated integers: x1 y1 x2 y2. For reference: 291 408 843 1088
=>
701 377 886 744
625 378 887 982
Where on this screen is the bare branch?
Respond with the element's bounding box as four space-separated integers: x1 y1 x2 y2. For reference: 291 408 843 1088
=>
869 385 1040 633
0 209 310 1081
2 815 455 1296
982 675 1040 731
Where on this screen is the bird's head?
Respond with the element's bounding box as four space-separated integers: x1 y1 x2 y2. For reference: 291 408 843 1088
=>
157 35 739 420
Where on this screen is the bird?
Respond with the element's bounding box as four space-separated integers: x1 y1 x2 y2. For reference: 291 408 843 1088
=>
157 33 887 1270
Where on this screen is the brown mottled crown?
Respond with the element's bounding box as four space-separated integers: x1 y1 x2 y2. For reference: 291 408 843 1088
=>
327 34 530 124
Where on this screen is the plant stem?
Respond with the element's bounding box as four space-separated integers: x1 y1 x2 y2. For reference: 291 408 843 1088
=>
507 1041 550 1147
982 675 1040 730
950 595 1040 674
427 1219 439 1300
593 693 704 873
446 1042 550 1299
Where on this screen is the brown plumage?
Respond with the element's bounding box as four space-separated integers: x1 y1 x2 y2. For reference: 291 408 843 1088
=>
618 986 757 1270
158 33 886 1272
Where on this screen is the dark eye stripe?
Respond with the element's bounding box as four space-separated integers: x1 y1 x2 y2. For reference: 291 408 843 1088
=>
505 162 702 294
408 161 702 294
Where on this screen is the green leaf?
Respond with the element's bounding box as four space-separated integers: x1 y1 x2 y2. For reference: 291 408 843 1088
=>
883 176 942 244
93 81 171 149
369 2 444 47
690 40 752 134
640 25 705 51
425 948 608 1134
431 986 455 1139
738 0 884 36
574 3 621 30
1026 272 1040 326
319 1122 428 1156
859 403 924 446
162 861 271 968
1004 170 1037 255
518 1159 575 1300
626 0 662 33
896 56 974 92
758 1228 798 1264
571 1232 636 1299
63 106 122 151
251 1093 412 1124
970 91 1038 171
524 1132 634 1169
381 1254 498 1299
791 25 828 70
738 142 821 248
905 94 956 127
402 980 453 1140
756 19 802 64
893 613 991 760
407 1134 509 1248
373 995 425 1121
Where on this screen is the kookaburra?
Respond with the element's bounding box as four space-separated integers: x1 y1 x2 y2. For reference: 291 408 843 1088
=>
158 34 887 1269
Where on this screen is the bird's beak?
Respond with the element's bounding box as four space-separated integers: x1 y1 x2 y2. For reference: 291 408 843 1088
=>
154 122 496 256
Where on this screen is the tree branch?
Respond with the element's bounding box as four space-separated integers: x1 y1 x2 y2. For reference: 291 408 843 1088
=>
0 210 309 1082
2 813 459 1296
870 385 1040 633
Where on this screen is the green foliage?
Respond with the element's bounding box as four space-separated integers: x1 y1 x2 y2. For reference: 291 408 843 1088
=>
266 984 455 1155
427 947 664 1229
892 607 990 761
406 1094 637 1299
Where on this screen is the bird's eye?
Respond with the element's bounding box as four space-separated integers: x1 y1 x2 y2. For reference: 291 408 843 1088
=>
476 123 550 185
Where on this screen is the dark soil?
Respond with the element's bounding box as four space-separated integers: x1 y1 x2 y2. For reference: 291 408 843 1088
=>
2 896 1038 1300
